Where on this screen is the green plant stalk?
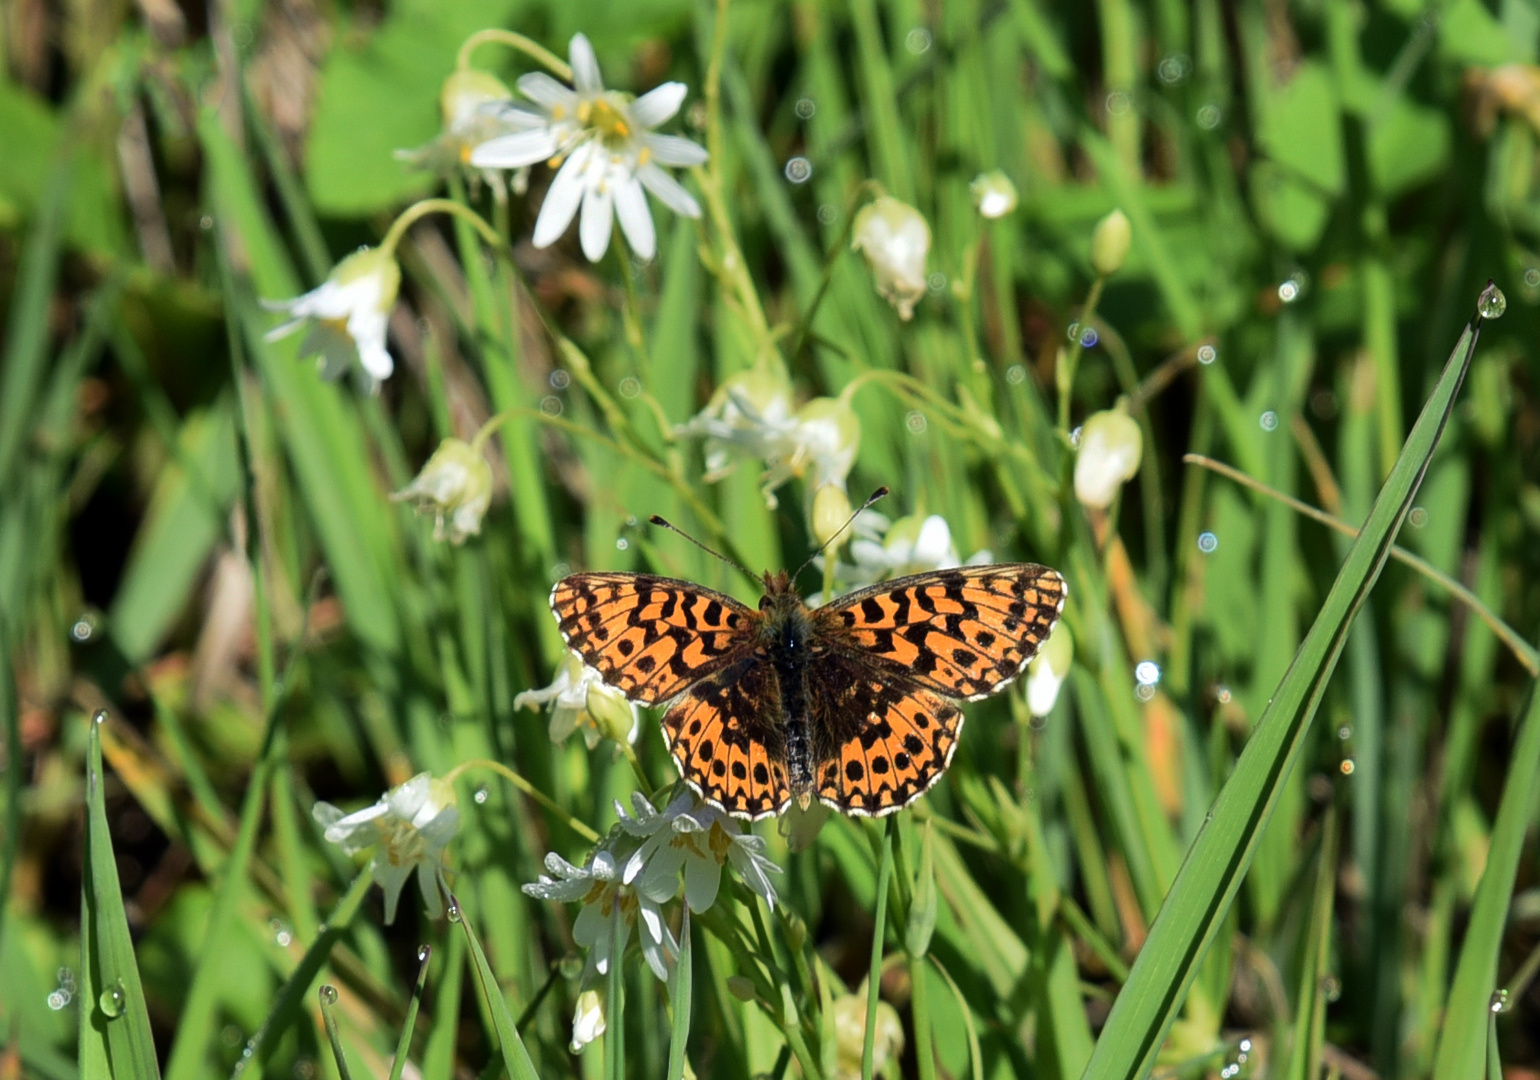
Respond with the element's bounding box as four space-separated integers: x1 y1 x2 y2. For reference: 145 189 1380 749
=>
1057 277 1105 433
453 895 541 1080
387 947 433 1080
456 28 572 79
909 950 937 1080
1282 804 1338 1080
445 758 602 843
1080 306 1484 1080
318 988 355 1080
667 909 694 1080
862 819 896 1080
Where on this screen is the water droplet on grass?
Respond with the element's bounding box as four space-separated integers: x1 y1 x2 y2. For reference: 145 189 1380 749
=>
319 985 338 1005
784 157 812 184
905 28 932 53
1197 531 1218 553
1259 410 1278 431
99 982 126 1018
1196 344 1217 365
1478 282 1506 319
794 97 816 119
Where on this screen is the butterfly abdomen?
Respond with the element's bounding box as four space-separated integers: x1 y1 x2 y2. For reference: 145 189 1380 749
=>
762 597 818 800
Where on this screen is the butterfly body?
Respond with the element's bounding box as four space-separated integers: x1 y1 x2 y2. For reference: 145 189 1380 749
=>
550 562 1067 820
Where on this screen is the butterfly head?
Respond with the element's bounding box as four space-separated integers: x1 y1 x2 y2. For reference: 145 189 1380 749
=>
758 569 800 610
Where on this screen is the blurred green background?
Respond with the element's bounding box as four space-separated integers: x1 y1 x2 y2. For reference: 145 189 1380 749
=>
2 0 1539 1078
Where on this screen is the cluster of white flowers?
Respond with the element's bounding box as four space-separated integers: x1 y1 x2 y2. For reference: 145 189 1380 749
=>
524 790 780 1049
676 364 861 509
828 511 990 593
314 773 460 924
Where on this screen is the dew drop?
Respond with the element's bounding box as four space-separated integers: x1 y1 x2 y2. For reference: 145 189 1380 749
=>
1197 531 1218 553
1322 974 1342 1001
1105 91 1131 116
98 981 127 1019
1195 104 1222 129
1277 280 1300 303
319 985 338 1006
817 203 837 225
1339 758 1355 776
1478 282 1506 319
905 28 932 53
794 97 816 119
199 214 214 231
618 376 641 399
1156 53 1191 84
59 967 76 989
927 271 947 292
551 561 572 579
1408 506 1428 528
47 990 70 1010
1525 267 1540 288
905 410 928 434
784 156 812 184
1135 683 1156 702
1065 321 1081 343
93 710 107 726
540 395 563 416
446 897 462 922
1337 724 1352 740
417 944 433 963
1069 425 1083 447
1005 364 1026 385
549 369 571 390
1259 410 1279 432
1214 684 1232 705
1196 344 1217 366
615 538 629 551
1135 660 1161 686
71 615 95 642
473 785 489 804
1079 327 1099 348
1490 987 1509 1013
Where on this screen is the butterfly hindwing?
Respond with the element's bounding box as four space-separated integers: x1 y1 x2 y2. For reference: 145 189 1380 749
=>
551 572 758 705
817 564 1067 701
661 658 792 820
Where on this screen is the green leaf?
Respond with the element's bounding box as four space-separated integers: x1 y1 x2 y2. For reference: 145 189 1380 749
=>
667 908 693 1080
1256 62 1345 197
81 714 162 1080
454 896 541 1080
1080 304 1485 1080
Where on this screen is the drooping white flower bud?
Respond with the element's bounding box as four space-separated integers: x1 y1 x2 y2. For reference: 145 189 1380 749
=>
1026 620 1074 717
970 170 1019 219
812 483 854 553
569 989 606 1053
263 247 402 386
851 196 930 320
1073 407 1142 510
391 438 493 544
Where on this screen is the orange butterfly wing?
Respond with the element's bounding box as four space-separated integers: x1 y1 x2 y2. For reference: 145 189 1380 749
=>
660 659 792 820
815 564 1067 701
550 573 757 706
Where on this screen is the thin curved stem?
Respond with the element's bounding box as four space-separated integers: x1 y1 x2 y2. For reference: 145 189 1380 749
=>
787 180 886 367
380 198 503 260
1184 453 1539 675
1057 275 1106 432
446 759 602 843
456 28 572 81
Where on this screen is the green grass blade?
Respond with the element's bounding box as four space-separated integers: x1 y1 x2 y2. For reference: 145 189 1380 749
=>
666 908 693 1080
1080 305 1486 1080
452 895 540 1080
1431 673 1540 1079
81 713 162 1079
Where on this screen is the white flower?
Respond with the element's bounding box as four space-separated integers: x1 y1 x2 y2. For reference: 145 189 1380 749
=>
569 989 606 1053
313 773 459 924
838 512 992 590
1073 408 1143 510
396 69 544 189
263 247 400 387
524 844 677 981
515 651 639 749
470 33 707 261
970 170 1019 219
851 195 930 320
391 438 493 544
1025 620 1073 717
618 791 782 912
832 990 904 1080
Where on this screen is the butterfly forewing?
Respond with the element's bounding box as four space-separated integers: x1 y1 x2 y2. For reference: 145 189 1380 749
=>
817 564 1067 701
551 573 758 705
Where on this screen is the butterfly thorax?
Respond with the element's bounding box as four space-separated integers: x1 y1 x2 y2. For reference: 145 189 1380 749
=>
757 573 819 805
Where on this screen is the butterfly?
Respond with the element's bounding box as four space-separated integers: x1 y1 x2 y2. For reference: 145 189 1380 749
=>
548 563 1067 819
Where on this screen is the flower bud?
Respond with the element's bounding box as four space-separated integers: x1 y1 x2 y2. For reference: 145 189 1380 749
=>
851 196 930 320
441 69 513 134
586 681 640 747
569 989 606 1053
790 396 861 490
1090 208 1131 277
833 992 904 1077
726 976 757 1002
1026 620 1074 717
811 483 854 553
391 438 493 544
1073 407 1142 510
970 170 1019 219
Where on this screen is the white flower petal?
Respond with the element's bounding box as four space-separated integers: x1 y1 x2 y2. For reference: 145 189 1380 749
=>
371 853 415 924
683 855 721 912
629 82 687 127
532 145 591 248
643 133 708 167
613 176 656 259
637 163 701 217
579 181 615 261
570 34 604 97
518 72 579 111
471 128 561 169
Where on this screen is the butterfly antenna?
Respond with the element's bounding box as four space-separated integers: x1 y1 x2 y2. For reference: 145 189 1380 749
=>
792 486 889 583
647 516 761 587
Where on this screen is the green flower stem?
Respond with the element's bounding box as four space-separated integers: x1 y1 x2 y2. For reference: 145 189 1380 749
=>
1057 275 1106 433
1185 453 1539 676
862 819 896 1080
387 945 433 1080
318 986 356 1080
446 759 602 844
455 28 572 81
909 948 936 1080
379 199 503 262
614 248 650 372
787 179 886 366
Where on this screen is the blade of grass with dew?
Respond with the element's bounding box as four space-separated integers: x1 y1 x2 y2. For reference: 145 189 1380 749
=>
452 897 541 1080
387 946 433 1080
80 713 161 1079
1079 300 1487 1080
1430 666 1540 1079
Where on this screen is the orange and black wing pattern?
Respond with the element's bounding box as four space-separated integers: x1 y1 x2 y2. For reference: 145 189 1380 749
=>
660 658 792 820
816 564 1067 702
550 573 757 706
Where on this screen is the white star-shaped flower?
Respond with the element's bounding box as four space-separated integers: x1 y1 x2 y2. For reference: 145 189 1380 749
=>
470 33 707 261
263 247 400 388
